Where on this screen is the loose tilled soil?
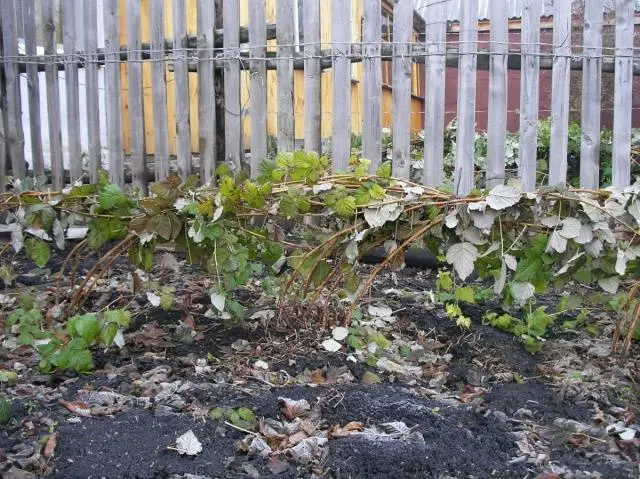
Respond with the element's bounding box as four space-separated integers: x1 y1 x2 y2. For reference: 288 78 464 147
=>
0 245 639 479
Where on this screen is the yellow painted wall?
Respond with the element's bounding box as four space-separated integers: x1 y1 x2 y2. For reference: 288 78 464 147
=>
120 0 425 154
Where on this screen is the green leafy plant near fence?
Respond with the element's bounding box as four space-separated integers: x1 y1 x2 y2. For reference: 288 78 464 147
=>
354 119 640 188
1 150 639 372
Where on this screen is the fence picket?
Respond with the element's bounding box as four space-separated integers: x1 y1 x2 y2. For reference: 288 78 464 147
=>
42 0 65 189
62 0 82 183
277 0 295 152
173 0 193 179
486 0 508 189
1 0 26 181
197 0 216 183
126 0 147 194
580 0 603 189
331 0 351 171
303 0 322 156
392 0 412 181
613 0 634 188
150 0 170 182
223 0 242 173
362 0 382 171
518 0 542 192
84 0 102 183
249 0 267 177
104 0 124 187
423 0 446 187
548 0 571 186
454 0 478 196
22 0 45 178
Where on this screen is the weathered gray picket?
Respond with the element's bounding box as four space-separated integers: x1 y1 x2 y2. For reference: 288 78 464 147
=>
486 0 508 189
197 0 216 184
150 0 170 182
423 0 447 187
277 0 295 153
331 0 351 172
454 0 479 196
303 0 322 156
519 0 542 192
613 0 634 188
62 0 82 183
84 0 102 184
548 0 572 186
249 0 267 177
223 0 242 173
173 0 192 179
362 0 382 171
580 0 603 189
104 0 124 188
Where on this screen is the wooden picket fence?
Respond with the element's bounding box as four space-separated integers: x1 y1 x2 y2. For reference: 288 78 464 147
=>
0 0 636 197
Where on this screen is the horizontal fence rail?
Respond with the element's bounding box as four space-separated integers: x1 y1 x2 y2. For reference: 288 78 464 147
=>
0 0 637 195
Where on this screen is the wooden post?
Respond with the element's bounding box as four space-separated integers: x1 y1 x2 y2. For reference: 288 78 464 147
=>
223 0 242 173
62 0 82 183
486 0 508 188
1 0 26 181
104 0 124 187
198 0 216 184
42 0 64 189
277 0 295 152
126 0 147 194
173 0 193 179
22 0 45 178
303 0 322 156
454 0 478 196
331 0 351 171
362 0 382 171
392 0 412 181
150 0 170 182
612 0 633 188
548 0 571 186
249 0 267 177
518 0 541 192
580 0 603 189
84 0 102 183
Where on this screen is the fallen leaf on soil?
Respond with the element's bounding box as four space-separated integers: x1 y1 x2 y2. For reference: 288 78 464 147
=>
362 371 381 384
174 430 202 455
266 457 290 474
43 433 57 457
286 436 328 464
278 397 311 420
331 327 349 341
321 338 342 352
309 369 325 384
247 435 272 457
128 322 171 348
330 422 365 438
59 400 91 418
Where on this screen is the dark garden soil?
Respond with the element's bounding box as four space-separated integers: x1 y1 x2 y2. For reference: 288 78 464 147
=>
1 246 639 479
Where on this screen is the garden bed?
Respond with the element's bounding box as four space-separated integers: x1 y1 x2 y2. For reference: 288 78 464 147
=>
0 246 638 479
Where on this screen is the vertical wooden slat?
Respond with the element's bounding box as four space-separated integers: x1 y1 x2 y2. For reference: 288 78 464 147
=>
454 0 478 196
249 0 267 177
1 0 26 181
392 0 412 180
223 0 241 172
423 0 446 186
62 0 82 183
331 0 351 171
362 0 382 171
486 0 508 189
580 0 603 189
151 0 169 182
23 0 45 178
277 0 295 152
42 0 64 189
197 0 216 183
303 0 322 156
104 0 124 187
548 0 571 186
126 0 147 194
518 0 541 192
0 15 6 192
84 0 101 183
612 0 633 188
173 0 192 179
